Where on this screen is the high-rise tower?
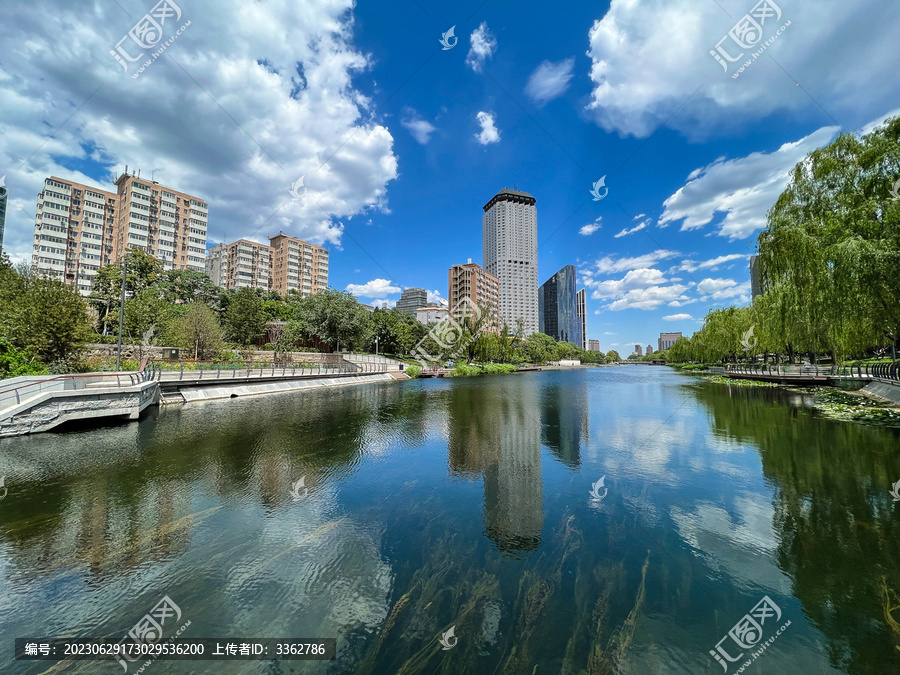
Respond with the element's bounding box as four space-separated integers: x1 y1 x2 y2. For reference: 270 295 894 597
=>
482 188 538 335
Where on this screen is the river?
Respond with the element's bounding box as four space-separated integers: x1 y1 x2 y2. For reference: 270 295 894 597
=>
1 366 899 673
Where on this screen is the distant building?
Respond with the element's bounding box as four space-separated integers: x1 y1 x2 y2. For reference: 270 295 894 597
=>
539 265 582 346
207 239 272 290
483 188 538 335
0 182 7 255
359 302 375 312
634 344 643 356
659 332 682 351
396 287 428 316
588 339 600 352
448 259 500 321
417 306 449 324
269 232 329 296
750 255 761 300
646 345 653 355
576 288 587 349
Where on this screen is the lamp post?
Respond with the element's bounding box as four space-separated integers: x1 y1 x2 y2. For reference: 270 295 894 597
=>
115 258 128 371
375 337 379 356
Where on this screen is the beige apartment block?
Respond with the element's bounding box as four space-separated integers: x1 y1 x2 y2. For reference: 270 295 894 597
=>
112 173 208 273
448 260 500 325
207 239 272 290
32 177 118 295
269 232 329 296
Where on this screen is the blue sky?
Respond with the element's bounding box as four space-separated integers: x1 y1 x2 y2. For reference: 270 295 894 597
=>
1 0 899 350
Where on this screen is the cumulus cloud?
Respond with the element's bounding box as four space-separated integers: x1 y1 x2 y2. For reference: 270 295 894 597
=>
0 0 399 263
426 289 447 306
658 127 839 240
585 249 679 276
401 108 436 145
579 217 602 236
663 313 693 321
467 22 497 72
697 277 751 303
475 112 501 145
590 267 692 311
584 0 900 138
524 58 575 105
345 278 400 299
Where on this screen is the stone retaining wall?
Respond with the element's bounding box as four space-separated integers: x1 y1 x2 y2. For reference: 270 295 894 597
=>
83 344 345 365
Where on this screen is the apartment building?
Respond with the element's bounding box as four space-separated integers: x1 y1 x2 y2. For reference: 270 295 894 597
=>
659 332 683 351
269 232 329 296
31 177 118 294
448 260 500 321
588 339 600 352
207 239 272 290
112 173 207 273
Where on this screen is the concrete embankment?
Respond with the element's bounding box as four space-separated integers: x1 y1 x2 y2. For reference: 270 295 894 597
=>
862 381 900 406
165 372 393 403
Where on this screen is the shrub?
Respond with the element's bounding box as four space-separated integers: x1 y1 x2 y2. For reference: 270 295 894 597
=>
482 363 518 374
452 364 482 377
405 365 421 378
0 340 48 378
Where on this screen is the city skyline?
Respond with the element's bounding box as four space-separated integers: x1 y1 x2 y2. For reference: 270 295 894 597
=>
2 1 897 349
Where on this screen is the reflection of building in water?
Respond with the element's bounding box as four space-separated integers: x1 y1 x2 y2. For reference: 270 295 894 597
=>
448 379 543 553
540 379 589 468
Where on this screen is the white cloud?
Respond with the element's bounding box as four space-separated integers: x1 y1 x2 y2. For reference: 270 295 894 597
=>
345 278 400 299
474 111 501 145
426 289 446 306
591 268 670 299
613 220 648 238
589 267 691 311
584 0 900 138
678 253 747 272
663 313 693 321
0 0 399 263
603 331 617 335
697 277 751 302
584 249 679 276
401 108 436 145
524 58 575 105
579 217 602 236
466 22 497 72
608 285 691 311
658 127 839 240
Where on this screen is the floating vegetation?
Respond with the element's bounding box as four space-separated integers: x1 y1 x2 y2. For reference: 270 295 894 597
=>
790 387 900 429
703 375 781 388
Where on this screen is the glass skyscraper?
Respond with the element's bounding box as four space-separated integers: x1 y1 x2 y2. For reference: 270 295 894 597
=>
538 264 582 346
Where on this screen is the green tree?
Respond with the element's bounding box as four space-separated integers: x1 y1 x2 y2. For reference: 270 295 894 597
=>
159 269 218 305
171 302 225 359
91 248 165 333
606 349 621 362
292 289 370 351
225 287 267 346
13 278 92 362
525 332 556 364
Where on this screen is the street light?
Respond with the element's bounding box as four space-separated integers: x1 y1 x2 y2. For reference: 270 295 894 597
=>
375 336 379 356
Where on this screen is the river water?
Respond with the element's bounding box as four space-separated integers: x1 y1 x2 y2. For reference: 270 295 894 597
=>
1 366 899 674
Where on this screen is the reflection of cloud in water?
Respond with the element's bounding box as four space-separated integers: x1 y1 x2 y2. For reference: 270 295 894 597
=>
670 494 790 593
223 486 392 671
593 417 695 483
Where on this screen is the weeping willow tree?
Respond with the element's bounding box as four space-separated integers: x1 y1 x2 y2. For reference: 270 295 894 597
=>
757 116 900 362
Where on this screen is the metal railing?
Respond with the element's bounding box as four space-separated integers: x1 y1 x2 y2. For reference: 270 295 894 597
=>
724 362 900 383
155 360 389 382
0 360 154 411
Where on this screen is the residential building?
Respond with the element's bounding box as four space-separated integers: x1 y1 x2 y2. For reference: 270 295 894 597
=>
0 182 7 255
396 287 428 316
207 239 272 290
417 306 449 324
31 177 118 294
588 339 600 352
659 332 683 351
112 172 208 273
269 232 329 296
646 345 653 355
634 344 643 357
576 288 587 349
483 188 538 335
750 255 761 300
448 259 500 322
538 265 582 346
